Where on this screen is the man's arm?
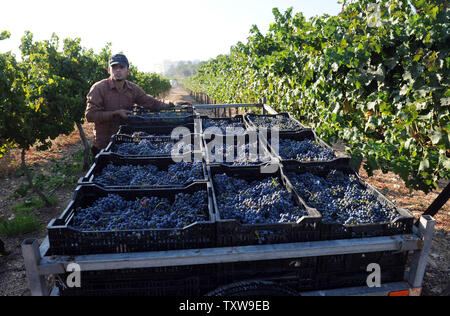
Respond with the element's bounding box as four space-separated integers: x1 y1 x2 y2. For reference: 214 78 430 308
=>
134 85 171 111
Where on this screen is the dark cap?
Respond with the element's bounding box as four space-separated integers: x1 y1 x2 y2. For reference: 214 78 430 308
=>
109 54 129 67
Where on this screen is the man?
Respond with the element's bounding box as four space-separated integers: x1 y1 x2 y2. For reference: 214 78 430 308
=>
85 54 180 156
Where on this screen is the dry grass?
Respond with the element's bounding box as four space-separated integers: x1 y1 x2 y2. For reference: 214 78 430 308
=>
0 122 95 177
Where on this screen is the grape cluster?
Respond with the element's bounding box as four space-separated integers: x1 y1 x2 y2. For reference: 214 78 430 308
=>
202 119 247 135
287 170 399 225
207 143 271 165
70 191 209 231
95 162 204 186
113 139 195 156
213 174 307 224
129 131 165 138
277 139 335 161
248 115 302 131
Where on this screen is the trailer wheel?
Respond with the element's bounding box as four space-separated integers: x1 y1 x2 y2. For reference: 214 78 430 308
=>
205 280 299 296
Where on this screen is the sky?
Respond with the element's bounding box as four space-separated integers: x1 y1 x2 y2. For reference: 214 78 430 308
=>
0 0 342 73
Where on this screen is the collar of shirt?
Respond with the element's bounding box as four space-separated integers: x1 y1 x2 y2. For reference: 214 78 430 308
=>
107 78 131 91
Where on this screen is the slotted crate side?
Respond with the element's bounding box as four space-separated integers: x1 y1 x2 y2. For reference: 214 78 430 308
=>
56 250 408 296
314 251 408 291
78 152 208 189
47 183 216 256
57 264 218 296
209 164 321 247
57 256 319 296
283 165 414 240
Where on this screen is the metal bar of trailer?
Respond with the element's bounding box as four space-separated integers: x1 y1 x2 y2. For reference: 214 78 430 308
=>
32 234 421 276
21 239 48 296
23 217 435 296
408 215 436 288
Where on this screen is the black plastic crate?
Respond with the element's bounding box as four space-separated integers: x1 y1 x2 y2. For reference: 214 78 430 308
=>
57 256 318 296
57 264 218 296
215 257 318 293
117 123 195 136
209 164 321 247
265 130 351 169
104 133 203 159
202 131 277 167
127 106 195 126
283 165 414 240
47 183 216 255
57 251 407 295
78 153 208 189
244 113 308 135
314 251 408 290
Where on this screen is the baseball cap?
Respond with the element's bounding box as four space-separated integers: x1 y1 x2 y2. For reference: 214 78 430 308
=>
109 54 129 67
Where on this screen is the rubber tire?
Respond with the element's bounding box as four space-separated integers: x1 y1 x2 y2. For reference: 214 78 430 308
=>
205 280 299 296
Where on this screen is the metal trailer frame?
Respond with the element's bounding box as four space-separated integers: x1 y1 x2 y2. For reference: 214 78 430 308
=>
21 216 435 296
21 103 437 296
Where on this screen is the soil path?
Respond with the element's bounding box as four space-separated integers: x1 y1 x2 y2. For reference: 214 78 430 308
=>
163 85 197 105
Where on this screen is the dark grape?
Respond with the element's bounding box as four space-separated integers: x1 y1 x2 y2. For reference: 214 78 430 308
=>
207 142 271 165
95 162 204 186
113 138 195 156
213 173 308 224
249 115 302 131
70 191 209 231
287 170 399 225
277 139 335 161
202 119 247 135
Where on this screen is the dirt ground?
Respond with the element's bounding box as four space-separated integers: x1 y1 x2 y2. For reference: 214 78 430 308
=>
0 87 448 296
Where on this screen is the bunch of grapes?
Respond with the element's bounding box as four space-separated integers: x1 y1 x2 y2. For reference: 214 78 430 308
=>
277 139 335 161
287 170 399 225
70 191 209 231
129 131 163 138
94 162 204 186
213 174 308 224
113 139 195 156
202 119 247 135
248 115 302 131
207 143 271 165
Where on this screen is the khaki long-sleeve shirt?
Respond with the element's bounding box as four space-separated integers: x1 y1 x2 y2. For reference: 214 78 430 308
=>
86 78 167 149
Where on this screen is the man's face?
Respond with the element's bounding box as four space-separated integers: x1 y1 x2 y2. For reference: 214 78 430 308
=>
108 64 130 81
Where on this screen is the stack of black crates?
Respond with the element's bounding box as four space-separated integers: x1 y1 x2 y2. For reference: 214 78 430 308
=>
47 106 414 296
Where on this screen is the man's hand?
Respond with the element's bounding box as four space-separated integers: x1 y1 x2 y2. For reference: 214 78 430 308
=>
113 109 133 120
